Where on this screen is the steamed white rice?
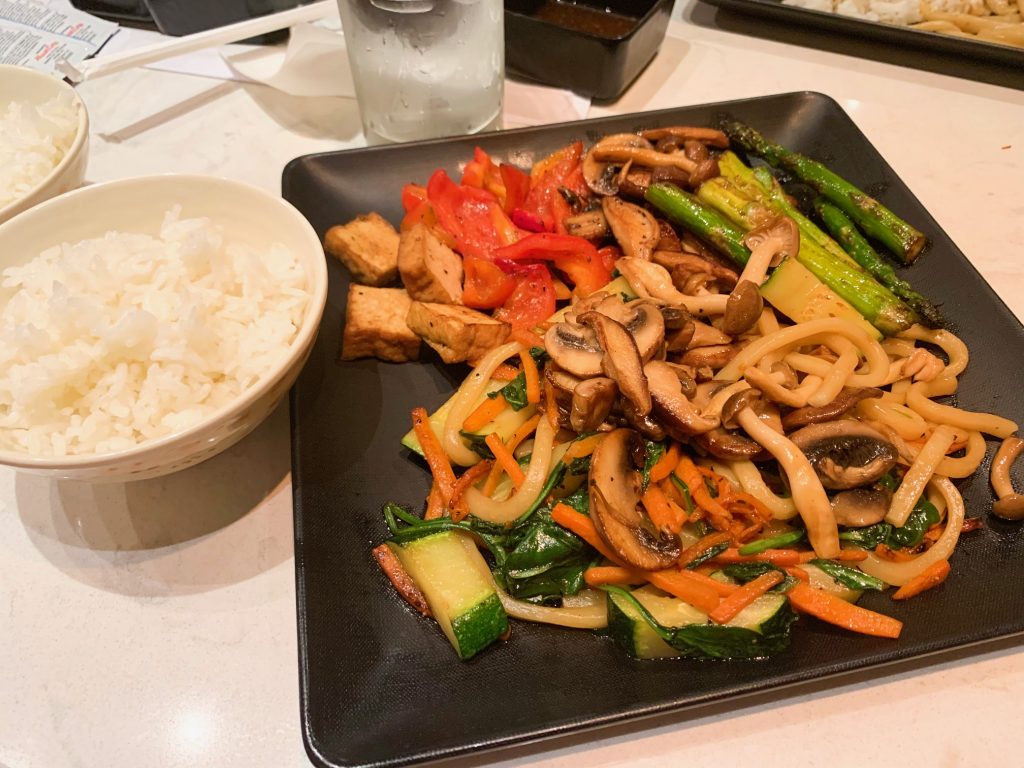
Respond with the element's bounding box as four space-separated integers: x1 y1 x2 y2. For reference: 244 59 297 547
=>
0 207 310 456
0 91 79 209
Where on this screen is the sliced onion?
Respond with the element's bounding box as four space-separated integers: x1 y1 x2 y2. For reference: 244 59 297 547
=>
861 477 964 587
497 587 608 629
464 415 555 524
442 341 521 467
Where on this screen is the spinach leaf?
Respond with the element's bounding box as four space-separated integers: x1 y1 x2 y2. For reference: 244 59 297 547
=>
567 455 591 477
838 521 892 549
809 559 886 591
459 430 494 459
885 499 940 549
559 484 590 515
503 515 587 577
487 347 548 412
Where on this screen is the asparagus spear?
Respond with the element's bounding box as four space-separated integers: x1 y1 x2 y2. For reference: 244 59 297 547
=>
814 199 943 328
720 120 928 264
643 182 751 267
695 179 918 336
646 182 918 336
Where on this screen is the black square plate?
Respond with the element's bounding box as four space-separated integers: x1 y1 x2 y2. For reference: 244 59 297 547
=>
697 0 1024 71
283 91 1024 768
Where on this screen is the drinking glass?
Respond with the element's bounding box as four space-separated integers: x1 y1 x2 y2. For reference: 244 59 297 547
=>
336 0 504 143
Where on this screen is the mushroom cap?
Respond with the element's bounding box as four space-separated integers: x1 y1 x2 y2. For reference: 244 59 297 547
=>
694 428 765 461
789 420 898 490
743 215 800 262
580 310 652 416
721 389 765 430
589 428 681 570
544 321 604 378
601 196 660 261
583 134 653 196
831 487 891 527
782 387 884 431
722 279 764 337
644 360 718 439
570 377 618 434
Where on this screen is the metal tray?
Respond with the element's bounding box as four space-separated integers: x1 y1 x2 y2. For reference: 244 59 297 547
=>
698 0 1024 69
283 91 1024 768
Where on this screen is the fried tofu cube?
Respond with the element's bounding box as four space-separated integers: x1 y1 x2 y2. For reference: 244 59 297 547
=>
325 212 400 286
341 285 420 363
406 302 510 364
398 223 463 304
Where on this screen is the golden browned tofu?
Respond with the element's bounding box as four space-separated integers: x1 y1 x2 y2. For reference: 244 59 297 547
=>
324 212 400 287
406 302 510 364
341 285 421 363
398 223 464 304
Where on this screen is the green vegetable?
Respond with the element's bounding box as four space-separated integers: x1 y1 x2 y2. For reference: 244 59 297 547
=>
669 474 695 516
642 440 666 493
809 559 886 591
604 585 797 660
838 522 893 549
644 183 752 266
815 198 943 328
489 348 546 411
387 530 509 660
738 528 805 555
720 562 798 593
886 499 941 549
686 541 730 569
720 120 928 263
695 175 919 336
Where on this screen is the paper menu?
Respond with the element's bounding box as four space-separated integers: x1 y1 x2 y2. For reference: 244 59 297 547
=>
0 0 116 75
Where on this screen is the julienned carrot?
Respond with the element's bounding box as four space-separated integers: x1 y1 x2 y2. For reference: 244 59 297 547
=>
512 327 546 350
492 363 520 382
412 407 456 504
645 570 721 614
892 560 951 600
482 413 541 496
675 456 731 527
485 432 525 488
520 349 541 405
551 503 622 565
727 491 775 522
562 433 605 465
712 548 803 567
584 566 644 587
709 570 783 624
677 531 732 569
372 544 431 617
788 583 903 639
424 481 445 520
462 394 508 433
649 443 681 483
786 566 811 583
797 549 869 563
449 460 494 522
642 485 685 535
678 567 738 597
543 377 560 429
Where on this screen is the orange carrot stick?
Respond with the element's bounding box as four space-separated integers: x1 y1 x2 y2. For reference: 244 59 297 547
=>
788 583 903 638
786 566 811 583
424 481 445 520
519 349 541 405
482 413 541 496
584 566 644 587
645 570 721 614
411 407 456 504
512 327 546 350
449 460 494 522
677 531 732 569
462 394 508 433
551 503 622 565
728 491 775 522
712 548 803 567
562 433 604 466
543 377 560 430
372 544 431 617
798 549 869 563
892 560 951 600
642 485 684 535
492 363 520 382
649 443 681 483
709 570 783 624
485 432 525 488
678 567 738 597
675 456 731 527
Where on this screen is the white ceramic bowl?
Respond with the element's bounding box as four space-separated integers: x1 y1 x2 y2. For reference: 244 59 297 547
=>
0 174 328 481
0 65 89 225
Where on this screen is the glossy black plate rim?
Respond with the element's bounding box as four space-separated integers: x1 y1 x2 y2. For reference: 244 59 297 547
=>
697 0 1023 69
285 91 1024 768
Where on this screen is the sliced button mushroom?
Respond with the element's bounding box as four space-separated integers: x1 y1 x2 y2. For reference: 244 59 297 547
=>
686 321 731 349
831 487 892 527
679 344 737 370
738 215 800 286
570 377 618 433
563 209 609 241
638 126 730 148
589 429 681 570
621 399 667 442
623 301 666 362
544 321 604 378
583 134 654 196
602 197 659 261
722 280 764 336
644 360 718 439
695 428 765 461
579 311 651 416
788 420 899 491
782 387 884 431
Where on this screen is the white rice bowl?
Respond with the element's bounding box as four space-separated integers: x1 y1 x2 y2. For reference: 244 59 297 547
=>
0 174 328 481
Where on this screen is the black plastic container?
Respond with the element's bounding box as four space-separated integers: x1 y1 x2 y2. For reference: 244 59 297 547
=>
504 0 673 101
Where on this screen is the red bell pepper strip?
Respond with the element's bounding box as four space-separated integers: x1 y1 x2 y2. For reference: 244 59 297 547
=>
517 141 589 233
463 256 517 309
499 163 530 214
494 263 556 330
401 183 428 213
426 169 521 259
493 233 613 298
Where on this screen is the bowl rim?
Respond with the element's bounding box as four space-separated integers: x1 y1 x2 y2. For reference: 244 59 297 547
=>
0 65 91 222
0 172 329 470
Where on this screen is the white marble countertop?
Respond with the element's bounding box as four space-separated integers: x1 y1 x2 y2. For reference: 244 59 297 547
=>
3 4 1024 767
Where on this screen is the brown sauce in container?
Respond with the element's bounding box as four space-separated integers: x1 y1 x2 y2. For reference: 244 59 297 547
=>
533 1 638 38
